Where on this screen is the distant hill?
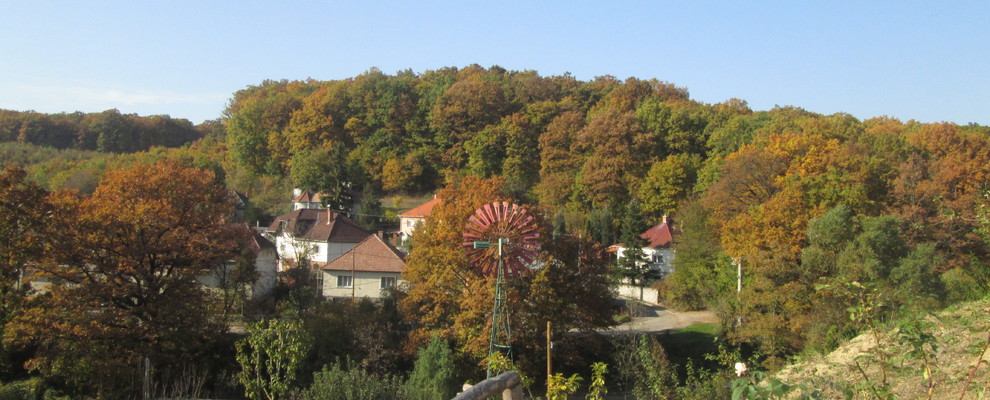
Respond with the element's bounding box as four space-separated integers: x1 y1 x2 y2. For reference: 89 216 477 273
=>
0 108 205 152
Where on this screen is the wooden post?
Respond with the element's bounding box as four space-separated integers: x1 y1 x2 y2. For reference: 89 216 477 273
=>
351 251 356 299
546 321 552 394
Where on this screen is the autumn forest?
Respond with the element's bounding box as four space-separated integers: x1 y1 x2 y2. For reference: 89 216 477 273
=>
2 65 990 399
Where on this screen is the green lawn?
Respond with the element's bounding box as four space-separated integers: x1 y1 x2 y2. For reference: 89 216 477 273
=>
657 323 720 367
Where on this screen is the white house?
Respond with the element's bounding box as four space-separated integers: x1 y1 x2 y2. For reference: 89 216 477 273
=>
266 208 372 271
610 215 678 302
320 234 407 299
397 196 440 241
611 215 678 276
246 231 278 298
197 227 278 300
292 189 323 210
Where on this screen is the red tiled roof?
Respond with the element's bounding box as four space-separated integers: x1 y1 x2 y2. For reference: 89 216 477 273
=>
610 218 678 249
292 190 323 204
640 221 675 248
321 235 406 273
267 209 370 243
399 197 441 218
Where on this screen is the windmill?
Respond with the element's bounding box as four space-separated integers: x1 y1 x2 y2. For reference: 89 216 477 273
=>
462 201 541 377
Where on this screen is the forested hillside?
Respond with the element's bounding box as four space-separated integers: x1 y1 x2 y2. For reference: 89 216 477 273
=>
220 65 990 363
4 65 990 383
0 109 205 153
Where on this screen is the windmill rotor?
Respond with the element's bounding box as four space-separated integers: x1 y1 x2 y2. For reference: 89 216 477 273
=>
462 201 541 276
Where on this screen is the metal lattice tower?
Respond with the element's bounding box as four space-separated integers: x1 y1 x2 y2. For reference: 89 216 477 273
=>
462 202 540 378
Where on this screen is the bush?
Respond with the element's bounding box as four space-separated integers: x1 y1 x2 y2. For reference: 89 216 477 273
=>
404 337 457 400
675 363 733 400
298 361 406 400
941 267 985 303
0 378 44 400
608 335 677 398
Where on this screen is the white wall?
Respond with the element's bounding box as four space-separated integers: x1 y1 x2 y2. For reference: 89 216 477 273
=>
398 217 423 238
615 246 676 276
321 270 403 299
196 247 278 300
617 283 661 303
274 235 357 269
252 248 277 298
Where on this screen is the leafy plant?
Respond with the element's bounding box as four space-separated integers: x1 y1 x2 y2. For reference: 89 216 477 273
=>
236 318 312 400
585 362 607 400
481 352 533 388
299 360 406 400
632 335 677 399
405 336 457 400
546 373 582 400
731 371 821 400
895 318 938 399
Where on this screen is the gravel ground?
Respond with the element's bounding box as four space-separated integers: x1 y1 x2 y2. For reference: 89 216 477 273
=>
605 300 717 334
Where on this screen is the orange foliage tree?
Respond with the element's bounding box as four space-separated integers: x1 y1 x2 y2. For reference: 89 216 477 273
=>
400 176 614 379
0 167 56 374
6 161 249 396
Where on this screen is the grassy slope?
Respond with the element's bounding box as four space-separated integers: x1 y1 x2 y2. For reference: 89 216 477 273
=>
776 299 990 399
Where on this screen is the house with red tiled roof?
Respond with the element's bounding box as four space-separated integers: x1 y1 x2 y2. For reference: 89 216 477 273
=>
320 234 406 299
397 196 440 241
609 215 679 302
609 215 678 277
292 189 324 210
267 208 372 271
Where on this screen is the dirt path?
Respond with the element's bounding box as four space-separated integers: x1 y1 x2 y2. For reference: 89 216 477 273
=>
605 300 717 334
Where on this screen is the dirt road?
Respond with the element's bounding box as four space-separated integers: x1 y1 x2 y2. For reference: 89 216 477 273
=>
605 301 717 334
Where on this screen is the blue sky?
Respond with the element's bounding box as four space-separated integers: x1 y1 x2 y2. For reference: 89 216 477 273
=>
1 1 987 125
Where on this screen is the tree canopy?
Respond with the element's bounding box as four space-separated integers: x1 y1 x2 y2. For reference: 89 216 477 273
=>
4 161 249 397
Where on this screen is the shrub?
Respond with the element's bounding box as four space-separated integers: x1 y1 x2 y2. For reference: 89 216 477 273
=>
404 337 457 400
299 361 406 400
0 378 44 400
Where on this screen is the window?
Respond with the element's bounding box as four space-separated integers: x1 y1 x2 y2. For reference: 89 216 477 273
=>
381 276 397 289
652 254 664 265
337 275 352 288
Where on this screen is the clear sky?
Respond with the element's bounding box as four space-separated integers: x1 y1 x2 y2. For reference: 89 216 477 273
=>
1 1 987 125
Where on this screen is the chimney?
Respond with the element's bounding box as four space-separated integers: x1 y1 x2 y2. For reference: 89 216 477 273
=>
376 230 384 239
662 214 669 225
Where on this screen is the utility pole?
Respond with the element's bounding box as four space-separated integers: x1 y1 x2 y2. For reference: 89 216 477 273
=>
734 257 742 327
546 320 552 394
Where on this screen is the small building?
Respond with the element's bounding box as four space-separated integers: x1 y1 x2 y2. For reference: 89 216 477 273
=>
610 215 678 276
197 227 278 300
398 196 440 241
610 215 678 302
320 234 407 299
266 208 372 271
229 190 250 222
247 231 278 298
292 189 324 210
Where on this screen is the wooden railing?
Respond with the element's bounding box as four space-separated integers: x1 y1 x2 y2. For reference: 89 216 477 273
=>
451 371 524 400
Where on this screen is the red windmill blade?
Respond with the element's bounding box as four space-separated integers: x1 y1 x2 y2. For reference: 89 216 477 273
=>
462 201 541 277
